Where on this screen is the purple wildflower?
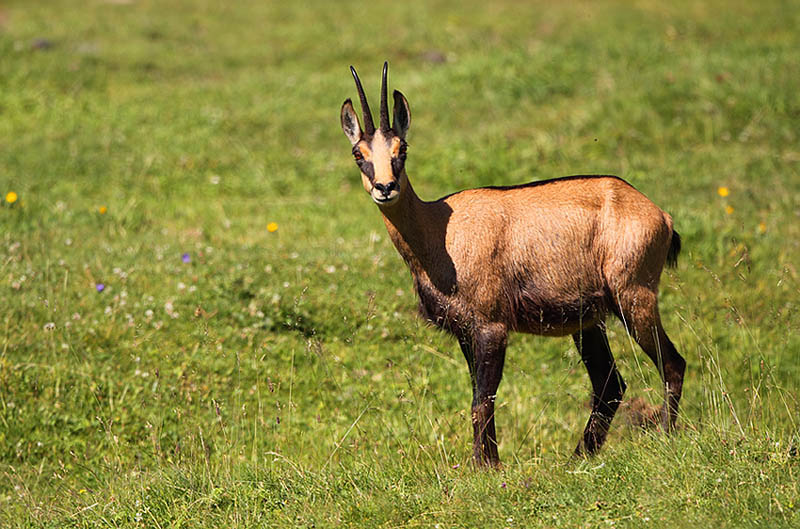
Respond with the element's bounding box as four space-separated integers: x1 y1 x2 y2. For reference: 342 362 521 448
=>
96 283 105 292
182 253 191 263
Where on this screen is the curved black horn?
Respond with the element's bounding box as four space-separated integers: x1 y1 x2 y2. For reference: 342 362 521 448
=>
379 61 390 132
350 66 375 135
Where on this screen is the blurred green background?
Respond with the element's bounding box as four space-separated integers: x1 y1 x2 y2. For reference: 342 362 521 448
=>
1 0 799 527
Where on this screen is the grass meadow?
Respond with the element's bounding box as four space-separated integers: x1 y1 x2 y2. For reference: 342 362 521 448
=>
1 0 800 526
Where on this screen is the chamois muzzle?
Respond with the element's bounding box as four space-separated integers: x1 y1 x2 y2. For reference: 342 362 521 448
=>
372 181 398 203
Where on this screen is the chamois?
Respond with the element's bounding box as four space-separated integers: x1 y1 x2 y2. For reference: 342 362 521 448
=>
340 62 686 467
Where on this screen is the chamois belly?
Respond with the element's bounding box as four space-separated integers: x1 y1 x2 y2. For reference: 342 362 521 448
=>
510 292 608 336
502 274 609 336
413 272 608 338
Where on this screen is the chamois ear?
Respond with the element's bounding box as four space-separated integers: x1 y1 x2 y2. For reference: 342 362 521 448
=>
341 98 362 145
392 90 411 139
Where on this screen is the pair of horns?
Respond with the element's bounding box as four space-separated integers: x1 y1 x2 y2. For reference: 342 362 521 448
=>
350 61 392 134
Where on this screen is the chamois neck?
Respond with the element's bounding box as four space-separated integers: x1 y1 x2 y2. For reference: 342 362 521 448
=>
377 177 424 232
377 176 450 276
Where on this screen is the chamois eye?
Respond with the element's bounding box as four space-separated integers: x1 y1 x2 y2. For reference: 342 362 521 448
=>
353 150 364 162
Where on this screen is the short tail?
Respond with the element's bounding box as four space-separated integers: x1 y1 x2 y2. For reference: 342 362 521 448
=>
666 230 681 268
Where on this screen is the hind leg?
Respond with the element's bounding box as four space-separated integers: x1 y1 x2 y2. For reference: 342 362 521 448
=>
573 324 626 456
617 287 686 431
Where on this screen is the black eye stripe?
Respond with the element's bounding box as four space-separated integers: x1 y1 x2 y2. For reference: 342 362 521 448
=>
359 160 375 181
391 143 406 176
391 157 405 177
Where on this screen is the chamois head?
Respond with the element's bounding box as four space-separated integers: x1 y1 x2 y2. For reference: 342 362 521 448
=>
341 62 411 206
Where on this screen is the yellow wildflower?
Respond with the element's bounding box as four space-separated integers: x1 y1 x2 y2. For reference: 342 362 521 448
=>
5 191 17 204
758 222 766 234
725 205 734 215
267 222 278 233
717 186 730 197
98 206 108 215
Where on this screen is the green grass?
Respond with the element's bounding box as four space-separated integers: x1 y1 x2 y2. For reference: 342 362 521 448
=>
1 0 799 526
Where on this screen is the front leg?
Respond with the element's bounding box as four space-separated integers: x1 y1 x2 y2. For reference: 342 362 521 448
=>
460 324 507 468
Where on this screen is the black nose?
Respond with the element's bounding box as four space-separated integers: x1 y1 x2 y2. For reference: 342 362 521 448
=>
374 181 397 197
